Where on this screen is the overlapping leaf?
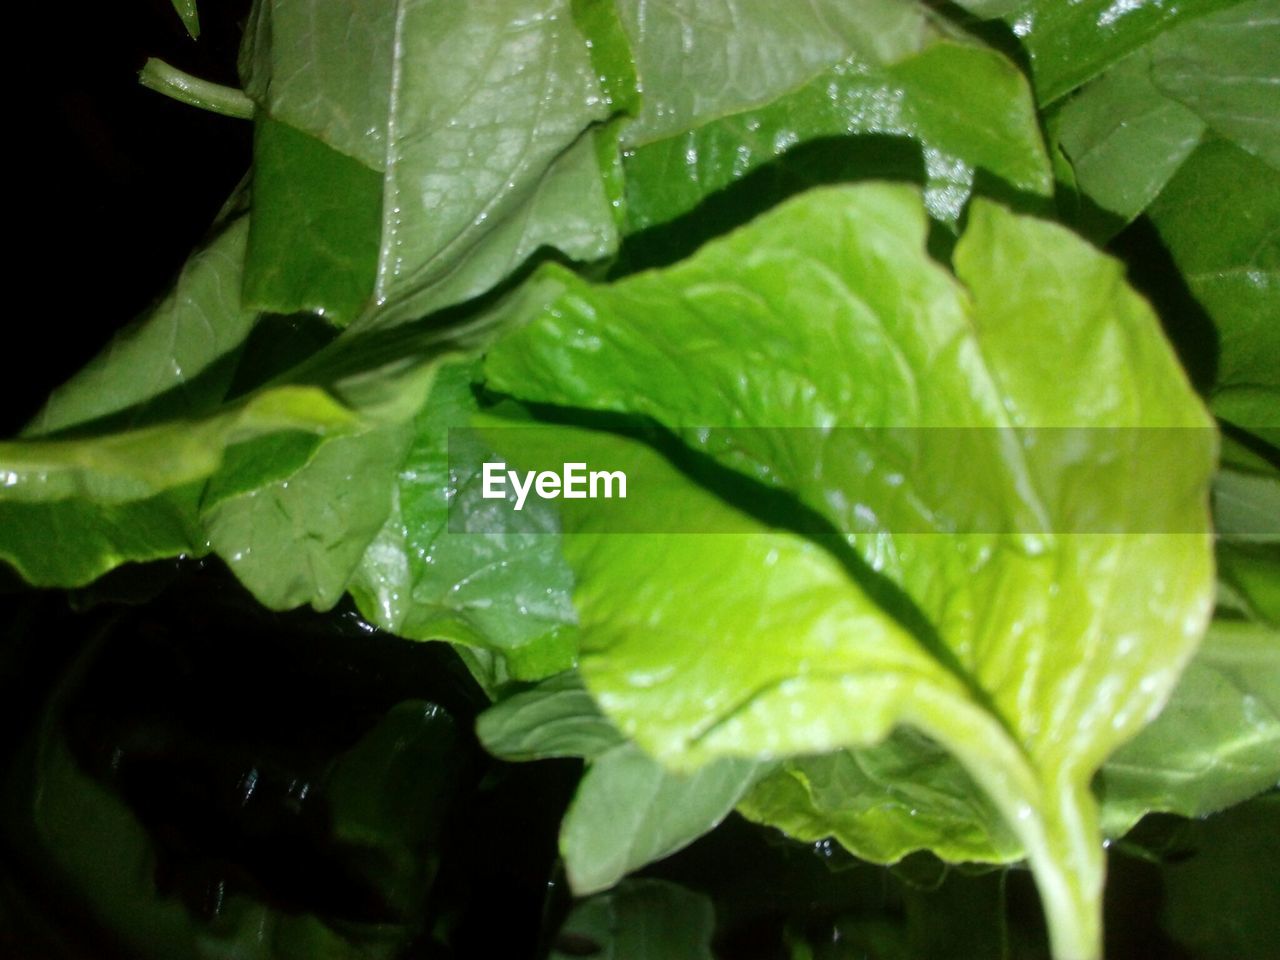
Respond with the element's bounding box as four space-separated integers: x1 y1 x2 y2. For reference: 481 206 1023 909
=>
483 184 1215 958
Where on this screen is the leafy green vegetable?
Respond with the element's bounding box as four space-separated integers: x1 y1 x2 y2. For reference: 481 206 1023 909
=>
346 362 578 682
1097 620 1280 835
243 117 382 325
477 670 623 761
622 41 1051 231
1051 1 1279 240
739 734 1021 866
484 183 1216 959
1148 1 1280 170
6 2 1280 957
559 746 764 895
240 0 623 327
1149 137 1280 446
960 0 1241 104
23 218 256 436
1051 49 1204 237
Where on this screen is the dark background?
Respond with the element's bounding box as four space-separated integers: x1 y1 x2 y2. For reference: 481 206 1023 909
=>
6 0 252 436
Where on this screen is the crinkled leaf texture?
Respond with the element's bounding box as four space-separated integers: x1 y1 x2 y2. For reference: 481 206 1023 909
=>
483 183 1215 959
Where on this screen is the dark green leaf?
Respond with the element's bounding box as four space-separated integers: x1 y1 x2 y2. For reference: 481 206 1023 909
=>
550 880 715 960
964 0 1240 104
1150 137 1280 446
623 41 1051 232
243 117 382 325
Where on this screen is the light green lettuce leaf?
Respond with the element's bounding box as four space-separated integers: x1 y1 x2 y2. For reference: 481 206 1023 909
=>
740 732 1022 866
483 183 1215 959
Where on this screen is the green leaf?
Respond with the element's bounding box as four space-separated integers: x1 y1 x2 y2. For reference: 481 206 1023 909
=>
1214 450 1280 626
24 218 256 436
0 386 359 506
739 731 1022 866
1150 137 1280 446
1050 49 1205 238
345 363 578 679
169 0 199 39
615 0 946 148
483 184 1216 959
205 426 411 610
240 0 621 327
0 261 499 590
1149 0 1280 170
1050 1 1279 240
1096 620 1280 837
549 879 716 960
324 700 461 918
1218 542 1280 626
477 671 624 761
622 41 1051 232
238 0 397 171
560 745 765 895
0 489 207 588
965 0 1241 104
243 116 383 325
